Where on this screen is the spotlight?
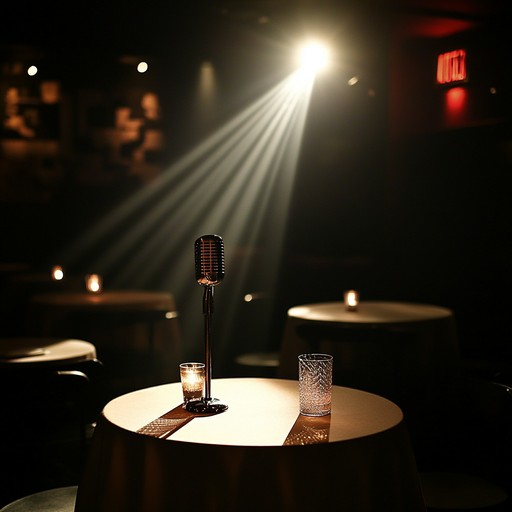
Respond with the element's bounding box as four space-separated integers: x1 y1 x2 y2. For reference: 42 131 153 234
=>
296 40 330 74
137 61 148 73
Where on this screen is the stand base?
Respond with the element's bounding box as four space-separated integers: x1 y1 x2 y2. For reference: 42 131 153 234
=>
185 398 228 414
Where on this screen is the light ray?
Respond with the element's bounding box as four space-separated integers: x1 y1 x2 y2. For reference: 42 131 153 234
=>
60 68 315 362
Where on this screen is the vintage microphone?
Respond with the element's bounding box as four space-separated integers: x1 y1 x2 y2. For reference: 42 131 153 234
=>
185 234 228 414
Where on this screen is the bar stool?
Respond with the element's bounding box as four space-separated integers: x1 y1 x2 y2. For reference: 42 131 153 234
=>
0 486 77 511
0 338 102 506
418 378 512 511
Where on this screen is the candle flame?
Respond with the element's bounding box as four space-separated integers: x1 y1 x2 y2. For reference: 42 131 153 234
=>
344 290 359 311
86 274 102 293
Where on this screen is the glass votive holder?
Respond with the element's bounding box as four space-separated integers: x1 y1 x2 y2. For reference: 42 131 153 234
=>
344 289 359 311
179 362 205 405
85 274 102 293
298 353 333 417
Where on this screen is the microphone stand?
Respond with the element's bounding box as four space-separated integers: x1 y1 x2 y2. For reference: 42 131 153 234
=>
204 284 213 401
185 284 228 414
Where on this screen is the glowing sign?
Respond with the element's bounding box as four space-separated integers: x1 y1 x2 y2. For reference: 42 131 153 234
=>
436 49 467 85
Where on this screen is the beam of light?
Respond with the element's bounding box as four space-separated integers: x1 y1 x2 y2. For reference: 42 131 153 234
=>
59 68 314 361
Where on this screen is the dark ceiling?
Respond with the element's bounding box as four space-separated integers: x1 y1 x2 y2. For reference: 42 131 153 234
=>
0 0 508 61
2 0 508 38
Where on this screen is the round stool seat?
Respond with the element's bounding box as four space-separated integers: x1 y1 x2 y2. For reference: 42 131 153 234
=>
235 351 280 367
234 351 280 377
0 486 77 512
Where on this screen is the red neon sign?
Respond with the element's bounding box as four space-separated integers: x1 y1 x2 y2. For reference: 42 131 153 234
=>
436 49 467 84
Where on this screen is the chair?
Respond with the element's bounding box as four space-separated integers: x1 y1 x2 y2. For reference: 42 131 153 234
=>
0 357 103 506
0 486 77 511
416 378 512 511
32 304 183 402
0 356 104 439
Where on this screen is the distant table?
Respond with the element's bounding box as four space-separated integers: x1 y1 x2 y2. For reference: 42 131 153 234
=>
1 272 83 336
277 301 460 408
29 290 177 316
286 301 454 325
27 290 183 401
0 337 96 367
0 262 31 278
75 378 426 512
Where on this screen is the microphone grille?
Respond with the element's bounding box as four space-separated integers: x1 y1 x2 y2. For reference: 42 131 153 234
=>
195 234 225 286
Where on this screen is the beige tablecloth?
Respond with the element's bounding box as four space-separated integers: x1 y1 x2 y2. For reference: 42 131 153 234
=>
278 301 460 409
75 378 426 512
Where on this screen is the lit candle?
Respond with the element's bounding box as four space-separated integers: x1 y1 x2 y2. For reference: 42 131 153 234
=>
51 265 64 281
344 290 359 311
85 274 102 293
180 362 205 404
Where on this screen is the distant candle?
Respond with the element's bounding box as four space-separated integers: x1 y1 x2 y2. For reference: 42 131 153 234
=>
344 290 359 311
51 265 64 281
85 274 102 293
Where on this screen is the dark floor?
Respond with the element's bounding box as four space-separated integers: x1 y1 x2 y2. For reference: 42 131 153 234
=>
2 355 512 510
3 382 512 512
0 411 95 508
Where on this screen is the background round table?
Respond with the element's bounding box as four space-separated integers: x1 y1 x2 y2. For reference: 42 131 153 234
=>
0 337 96 367
75 377 426 512
287 300 454 325
28 290 177 315
277 300 460 408
26 290 183 404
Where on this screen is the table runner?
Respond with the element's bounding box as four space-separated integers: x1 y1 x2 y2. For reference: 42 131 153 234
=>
136 404 197 439
283 413 331 445
137 403 331 444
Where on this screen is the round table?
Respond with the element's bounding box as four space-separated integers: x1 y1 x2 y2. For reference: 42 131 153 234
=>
287 301 454 325
26 290 183 403
278 300 460 406
0 262 31 278
0 337 97 366
75 378 426 512
29 290 177 314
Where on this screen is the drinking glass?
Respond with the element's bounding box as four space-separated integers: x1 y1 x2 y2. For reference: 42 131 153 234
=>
298 353 333 416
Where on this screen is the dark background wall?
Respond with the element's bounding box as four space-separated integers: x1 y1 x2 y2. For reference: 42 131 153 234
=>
1 0 511 369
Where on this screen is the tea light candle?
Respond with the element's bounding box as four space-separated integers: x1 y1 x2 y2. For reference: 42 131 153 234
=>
180 362 205 403
85 274 102 293
344 290 359 311
51 265 64 281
